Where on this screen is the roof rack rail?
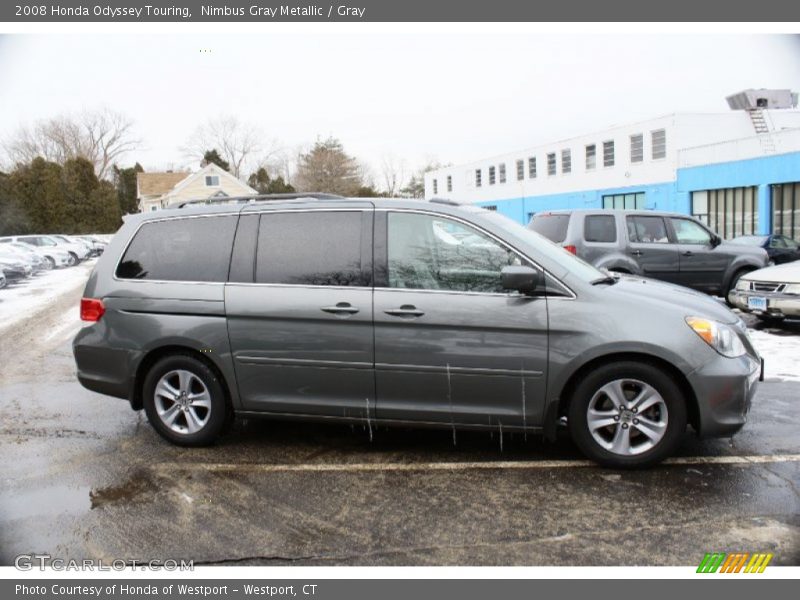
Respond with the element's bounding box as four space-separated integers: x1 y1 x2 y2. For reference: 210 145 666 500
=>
428 197 465 206
170 193 344 209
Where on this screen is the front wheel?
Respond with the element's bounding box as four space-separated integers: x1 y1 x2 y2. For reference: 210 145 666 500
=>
725 269 751 308
568 362 687 468
142 355 228 446
66 252 78 267
43 256 55 270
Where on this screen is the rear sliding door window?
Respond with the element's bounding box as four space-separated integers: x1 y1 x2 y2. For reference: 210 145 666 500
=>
255 211 369 286
116 215 237 281
584 215 617 243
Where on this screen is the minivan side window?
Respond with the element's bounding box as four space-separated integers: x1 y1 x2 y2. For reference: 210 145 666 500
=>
627 216 669 244
255 211 369 287
387 212 525 294
116 215 237 282
584 215 617 243
671 218 712 245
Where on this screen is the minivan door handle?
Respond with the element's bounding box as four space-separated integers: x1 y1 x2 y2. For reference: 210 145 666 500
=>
321 302 360 315
630 250 643 256
682 251 694 257
384 305 425 318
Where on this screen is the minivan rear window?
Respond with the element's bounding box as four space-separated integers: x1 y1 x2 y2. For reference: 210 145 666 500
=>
584 215 617 243
116 215 237 282
255 211 369 287
528 214 570 243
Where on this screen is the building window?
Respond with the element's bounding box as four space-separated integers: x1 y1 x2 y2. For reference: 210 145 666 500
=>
630 133 644 163
432 179 438 195
771 183 800 239
149 205 158 212
516 159 524 181
651 129 666 160
602 192 645 210
585 144 596 170
488 166 496 185
475 169 482 188
205 175 220 186
498 163 506 184
691 186 758 239
547 153 556 176
446 175 452 192
561 149 571 174
485 205 497 211
528 157 537 179
603 141 615 167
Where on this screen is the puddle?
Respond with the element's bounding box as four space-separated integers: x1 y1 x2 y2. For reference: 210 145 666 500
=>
89 470 157 509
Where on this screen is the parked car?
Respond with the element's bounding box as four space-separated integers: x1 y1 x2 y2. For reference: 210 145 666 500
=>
0 238 72 269
49 235 93 261
729 261 800 323
0 244 46 273
77 235 107 256
0 271 6 289
0 252 33 283
528 209 768 303
74 197 763 468
729 234 800 265
0 235 87 265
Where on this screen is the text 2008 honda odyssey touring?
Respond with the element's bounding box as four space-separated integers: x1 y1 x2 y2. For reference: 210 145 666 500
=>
73 197 763 467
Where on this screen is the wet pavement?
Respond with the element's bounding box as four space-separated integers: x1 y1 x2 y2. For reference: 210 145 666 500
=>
0 287 798 566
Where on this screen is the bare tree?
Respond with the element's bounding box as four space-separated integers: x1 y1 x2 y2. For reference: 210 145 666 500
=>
4 108 140 180
182 116 269 178
379 154 407 197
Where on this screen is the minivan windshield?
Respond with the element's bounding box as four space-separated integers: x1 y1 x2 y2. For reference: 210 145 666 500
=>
473 209 605 283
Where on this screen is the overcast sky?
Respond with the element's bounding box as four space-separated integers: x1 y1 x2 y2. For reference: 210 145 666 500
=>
1 33 799 183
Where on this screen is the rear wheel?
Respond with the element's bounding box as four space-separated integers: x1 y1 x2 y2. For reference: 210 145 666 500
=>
43 256 55 270
568 361 687 468
143 354 228 446
66 252 78 267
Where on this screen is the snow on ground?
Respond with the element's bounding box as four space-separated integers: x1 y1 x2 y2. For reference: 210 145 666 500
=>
0 261 94 335
746 327 800 381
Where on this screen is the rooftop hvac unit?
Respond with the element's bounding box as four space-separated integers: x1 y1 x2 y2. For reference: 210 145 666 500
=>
726 89 798 110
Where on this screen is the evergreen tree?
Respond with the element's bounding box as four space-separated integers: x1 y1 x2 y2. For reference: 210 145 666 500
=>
203 149 231 172
114 162 143 215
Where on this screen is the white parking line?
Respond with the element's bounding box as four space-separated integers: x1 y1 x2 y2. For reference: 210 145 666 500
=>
154 453 800 474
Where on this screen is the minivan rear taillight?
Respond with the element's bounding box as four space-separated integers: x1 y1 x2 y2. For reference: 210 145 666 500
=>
563 245 577 255
80 298 105 322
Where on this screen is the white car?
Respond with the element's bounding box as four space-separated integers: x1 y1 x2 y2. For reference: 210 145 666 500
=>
48 235 93 261
0 235 88 265
11 241 72 269
730 261 800 322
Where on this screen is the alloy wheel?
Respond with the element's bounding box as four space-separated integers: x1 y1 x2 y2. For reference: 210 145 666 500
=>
153 370 212 435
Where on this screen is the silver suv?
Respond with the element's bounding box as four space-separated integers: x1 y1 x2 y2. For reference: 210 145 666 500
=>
529 209 768 302
73 197 763 467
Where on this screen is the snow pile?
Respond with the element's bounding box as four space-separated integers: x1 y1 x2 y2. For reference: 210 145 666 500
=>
746 327 800 381
0 262 93 335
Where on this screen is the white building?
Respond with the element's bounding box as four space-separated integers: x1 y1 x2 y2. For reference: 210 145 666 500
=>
424 90 800 240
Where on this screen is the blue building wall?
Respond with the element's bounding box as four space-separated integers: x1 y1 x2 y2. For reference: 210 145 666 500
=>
477 151 800 233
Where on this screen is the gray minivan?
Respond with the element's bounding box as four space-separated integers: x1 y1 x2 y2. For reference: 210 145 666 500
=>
73 198 763 467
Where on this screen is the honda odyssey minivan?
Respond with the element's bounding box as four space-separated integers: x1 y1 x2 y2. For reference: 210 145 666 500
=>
73 197 763 467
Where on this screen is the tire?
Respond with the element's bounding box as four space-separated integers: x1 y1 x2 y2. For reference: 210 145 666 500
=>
725 269 751 308
142 354 228 446
43 256 55 270
67 252 78 267
568 361 687 468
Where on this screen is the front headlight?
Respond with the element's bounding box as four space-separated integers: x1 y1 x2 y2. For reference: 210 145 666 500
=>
685 317 746 358
785 283 800 295
735 278 750 291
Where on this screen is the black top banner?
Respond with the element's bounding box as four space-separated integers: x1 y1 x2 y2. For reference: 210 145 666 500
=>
4 0 800 22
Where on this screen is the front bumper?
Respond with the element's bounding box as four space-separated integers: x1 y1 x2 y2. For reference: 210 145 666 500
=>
730 289 800 319
686 350 761 438
1 266 30 281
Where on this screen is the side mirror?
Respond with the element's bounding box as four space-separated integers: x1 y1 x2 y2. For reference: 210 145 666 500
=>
710 234 722 247
501 266 542 295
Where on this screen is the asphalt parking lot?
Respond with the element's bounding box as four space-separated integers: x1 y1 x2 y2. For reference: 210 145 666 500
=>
0 282 798 567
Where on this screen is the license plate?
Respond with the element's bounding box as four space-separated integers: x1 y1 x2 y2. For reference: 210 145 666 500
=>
748 296 767 311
